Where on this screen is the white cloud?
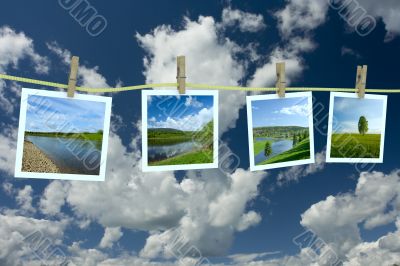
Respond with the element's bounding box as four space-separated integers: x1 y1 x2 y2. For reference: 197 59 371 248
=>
0 126 17 176
136 15 246 133
301 170 400 260
277 150 326 186
345 0 400 40
0 26 49 74
99 227 123 249
47 42 110 88
275 0 328 39
149 107 213 131
0 213 68 266
0 26 48 113
184 96 203 108
277 103 308 116
16 185 35 214
40 180 71 216
228 251 281 264
236 211 262 232
341 46 362 58
221 7 266 32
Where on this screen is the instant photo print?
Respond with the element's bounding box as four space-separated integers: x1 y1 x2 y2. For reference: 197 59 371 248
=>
15 88 112 181
142 90 219 172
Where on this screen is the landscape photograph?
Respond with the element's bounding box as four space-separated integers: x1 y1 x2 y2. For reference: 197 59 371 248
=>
16 89 111 180
143 91 218 170
247 93 314 170
327 93 387 162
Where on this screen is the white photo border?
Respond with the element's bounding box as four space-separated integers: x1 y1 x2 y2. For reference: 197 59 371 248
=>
246 92 315 171
142 89 219 172
326 92 387 163
15 88 112 181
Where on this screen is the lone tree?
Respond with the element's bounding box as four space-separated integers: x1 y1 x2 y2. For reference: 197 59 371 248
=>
293 134 297 146
264 141 272 157
358 116 369 135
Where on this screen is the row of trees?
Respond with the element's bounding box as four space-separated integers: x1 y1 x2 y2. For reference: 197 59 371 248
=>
293 130 309 146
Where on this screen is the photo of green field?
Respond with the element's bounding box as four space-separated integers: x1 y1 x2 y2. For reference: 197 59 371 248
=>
146 95 215 167
329 95 386 159
249 95 313 168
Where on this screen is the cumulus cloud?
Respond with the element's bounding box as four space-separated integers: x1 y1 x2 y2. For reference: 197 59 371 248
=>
136 15 247 133
276 150 326 186
277 103 308 116
99 227 123 249
15 185 35 214
301 170 400 260
275 0 329 39
342 0 400 40
0 27 48 113
40 180 71 216
221 7 266 32
47 41 110 88
0 213 68 266
0 26 49 74
149 107 213 131
0 125 17 176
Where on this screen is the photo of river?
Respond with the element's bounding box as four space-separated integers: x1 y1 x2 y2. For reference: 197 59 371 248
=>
254 137 293 164
15 89 112 181
143 91 217 170
26 136 102 175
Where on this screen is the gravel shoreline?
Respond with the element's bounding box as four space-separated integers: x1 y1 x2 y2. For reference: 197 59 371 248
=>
22 140 61 173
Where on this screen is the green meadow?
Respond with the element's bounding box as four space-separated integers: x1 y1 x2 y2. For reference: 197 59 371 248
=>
330 133 381 158
25 131 103 141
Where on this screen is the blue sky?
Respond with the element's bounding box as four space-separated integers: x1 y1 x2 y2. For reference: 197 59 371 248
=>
251 97 309 128
147 95 213 131
0 1 400 265
332 96 385 133
26 95 106 133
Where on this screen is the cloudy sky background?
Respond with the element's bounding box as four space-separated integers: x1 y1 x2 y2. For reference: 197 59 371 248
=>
0 0 400 265
25 95 106 133
252 96 309 128
148 95 214 131
332 96 385 134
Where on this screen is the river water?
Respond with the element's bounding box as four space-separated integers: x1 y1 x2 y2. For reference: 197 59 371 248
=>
254 137 293 165
148 140 200 163
27 136 102 175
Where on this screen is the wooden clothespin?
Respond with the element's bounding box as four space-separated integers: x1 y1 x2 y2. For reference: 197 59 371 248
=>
276 62 286 98
356 65 367 98
177 56 186 94
67 56 79 98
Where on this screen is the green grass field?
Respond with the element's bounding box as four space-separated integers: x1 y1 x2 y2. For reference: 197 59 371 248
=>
330 133 381 158
256 138 311 165
149 149 213 166
25 131 103 141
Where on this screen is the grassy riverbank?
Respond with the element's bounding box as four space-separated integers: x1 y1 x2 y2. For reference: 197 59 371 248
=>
258 138 311 165
25 131 103 141
149 149 213 166
148 121 214 165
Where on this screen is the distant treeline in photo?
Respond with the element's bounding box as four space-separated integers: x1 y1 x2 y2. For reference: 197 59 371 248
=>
148 121 214 166
147 128 193 145
254 126 308 138
25 130 103 141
